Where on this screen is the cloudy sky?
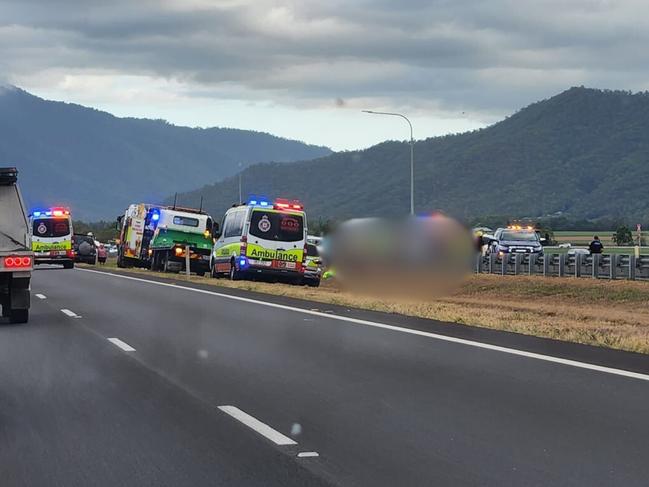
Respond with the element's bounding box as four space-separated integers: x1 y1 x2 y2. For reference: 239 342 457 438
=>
1 0 647 150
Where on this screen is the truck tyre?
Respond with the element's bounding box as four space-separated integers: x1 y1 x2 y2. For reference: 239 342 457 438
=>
63 262 74 269
9 308 28 324
196 271 206 277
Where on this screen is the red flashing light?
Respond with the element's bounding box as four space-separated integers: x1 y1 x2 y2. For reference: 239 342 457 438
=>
4 256 32 268
274 198 303 211
51 207 70 218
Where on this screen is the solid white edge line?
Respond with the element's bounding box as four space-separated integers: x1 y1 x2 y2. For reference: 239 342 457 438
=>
218 405 297 445
107 337 136 352
77 268 649 382
35 293 46 299
297 452 319 458
60 308 79 318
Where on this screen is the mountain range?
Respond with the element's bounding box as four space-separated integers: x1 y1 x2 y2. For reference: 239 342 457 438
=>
0 86 331 220
171 87 649 225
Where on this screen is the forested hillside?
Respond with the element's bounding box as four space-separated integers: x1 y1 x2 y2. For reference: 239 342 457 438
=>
171 87 649 224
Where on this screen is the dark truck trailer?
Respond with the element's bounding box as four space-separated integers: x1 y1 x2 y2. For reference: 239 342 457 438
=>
0 167 33 323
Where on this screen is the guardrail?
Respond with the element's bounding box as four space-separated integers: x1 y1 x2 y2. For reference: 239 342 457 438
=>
475 253 649 281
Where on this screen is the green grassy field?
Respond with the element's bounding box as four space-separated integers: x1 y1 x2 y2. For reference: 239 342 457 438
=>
553 231 647 247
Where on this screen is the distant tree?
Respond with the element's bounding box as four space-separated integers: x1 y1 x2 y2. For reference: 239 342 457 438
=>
612 225 634 245
309 218 337 236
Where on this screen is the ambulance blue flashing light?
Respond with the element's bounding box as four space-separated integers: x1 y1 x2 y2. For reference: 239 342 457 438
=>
151 209 160 222
239 257 247 267
247 197 271 207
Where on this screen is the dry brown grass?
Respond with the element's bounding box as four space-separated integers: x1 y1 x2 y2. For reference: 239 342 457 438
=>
88 263 649 354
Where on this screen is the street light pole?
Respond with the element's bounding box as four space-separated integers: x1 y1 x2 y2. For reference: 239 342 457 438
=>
362 110 415 215
238 162 243 203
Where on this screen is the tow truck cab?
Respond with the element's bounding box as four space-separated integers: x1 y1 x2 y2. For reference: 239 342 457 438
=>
117 203 215 275
0 167 33 323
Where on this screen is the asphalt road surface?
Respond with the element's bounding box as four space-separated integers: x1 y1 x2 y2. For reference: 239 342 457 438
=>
1 266 649 486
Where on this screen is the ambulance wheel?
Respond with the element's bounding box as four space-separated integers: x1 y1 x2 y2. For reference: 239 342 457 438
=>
63 262 74 269
210 263 219 278
196 270 206 277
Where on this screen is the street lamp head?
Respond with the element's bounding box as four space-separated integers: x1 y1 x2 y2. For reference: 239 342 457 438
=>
362 110 376 114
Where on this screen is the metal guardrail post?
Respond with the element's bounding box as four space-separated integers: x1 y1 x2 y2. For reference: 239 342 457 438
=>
543 253 550 276
489 252 496 274
475 253 482 274
575 253 582 277
609 254 616 280
501 254 507 275
513 254 521 275
592 254 600 279
558 253 566 277
528 254 536 275
630 255 636 280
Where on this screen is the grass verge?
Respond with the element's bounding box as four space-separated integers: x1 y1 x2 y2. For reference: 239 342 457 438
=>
86 261 649 355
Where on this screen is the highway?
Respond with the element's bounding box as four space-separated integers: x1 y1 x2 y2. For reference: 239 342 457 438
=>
2 267 649 486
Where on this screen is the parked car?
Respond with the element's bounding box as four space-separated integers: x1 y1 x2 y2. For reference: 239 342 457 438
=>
72 234 97 264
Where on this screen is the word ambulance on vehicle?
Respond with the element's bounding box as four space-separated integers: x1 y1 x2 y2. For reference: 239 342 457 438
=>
211 197 308 284
29 207 74 268
116 203 215 275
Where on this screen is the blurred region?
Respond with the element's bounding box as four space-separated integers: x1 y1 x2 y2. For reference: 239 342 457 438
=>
327 215 473 300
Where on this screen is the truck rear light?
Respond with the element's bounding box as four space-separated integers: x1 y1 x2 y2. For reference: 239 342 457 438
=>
66 249 74 258
4 256 32 268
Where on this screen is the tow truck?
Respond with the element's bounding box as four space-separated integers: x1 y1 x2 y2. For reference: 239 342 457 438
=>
0 167 33 323
116 203 215 275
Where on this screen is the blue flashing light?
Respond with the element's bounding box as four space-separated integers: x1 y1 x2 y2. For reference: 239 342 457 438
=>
33 211 42 217
151 210 160 222
247 196 271 207
239 257 247 267
45 211 52 216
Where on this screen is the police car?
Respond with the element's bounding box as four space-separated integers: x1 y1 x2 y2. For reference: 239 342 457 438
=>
487 226 544 257
211 197 308 283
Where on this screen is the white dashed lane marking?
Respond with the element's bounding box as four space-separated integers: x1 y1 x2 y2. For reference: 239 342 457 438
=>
107 338 136 352
218 405 297 446
60 309 81 318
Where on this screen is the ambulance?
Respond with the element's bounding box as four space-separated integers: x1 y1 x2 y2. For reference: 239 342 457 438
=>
29 207 74 268
211 197 308 283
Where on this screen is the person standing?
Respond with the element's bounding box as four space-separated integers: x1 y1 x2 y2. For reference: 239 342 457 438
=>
589 235 604 254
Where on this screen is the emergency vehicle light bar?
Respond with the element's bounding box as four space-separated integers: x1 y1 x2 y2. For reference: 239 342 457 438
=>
274 198 303 211
247 197 271 207
31 207 70 217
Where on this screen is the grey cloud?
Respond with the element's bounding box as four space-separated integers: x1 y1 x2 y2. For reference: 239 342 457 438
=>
1 0 648 119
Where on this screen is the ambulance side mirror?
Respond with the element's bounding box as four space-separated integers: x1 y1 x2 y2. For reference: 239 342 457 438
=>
212 221 220 239
116 215 123 231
